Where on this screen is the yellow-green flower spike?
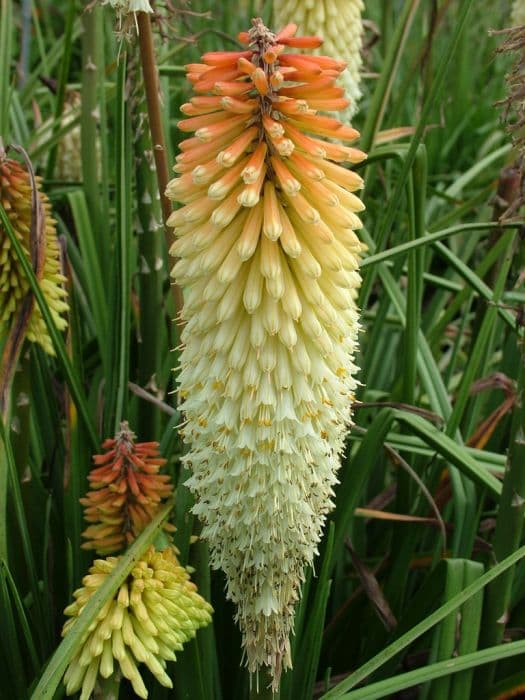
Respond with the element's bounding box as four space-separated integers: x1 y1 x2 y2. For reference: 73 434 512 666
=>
62 546 213 700
274 0 365 119
0 154 68 356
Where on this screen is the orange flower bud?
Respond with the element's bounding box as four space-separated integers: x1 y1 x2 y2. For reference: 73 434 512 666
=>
81 422 174 554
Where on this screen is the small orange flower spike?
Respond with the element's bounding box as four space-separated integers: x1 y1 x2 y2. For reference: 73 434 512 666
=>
81 422 174 554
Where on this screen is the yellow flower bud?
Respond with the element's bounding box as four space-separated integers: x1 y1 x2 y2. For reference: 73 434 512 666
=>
274 0 365 119
62 546 213 699
0 153 68 356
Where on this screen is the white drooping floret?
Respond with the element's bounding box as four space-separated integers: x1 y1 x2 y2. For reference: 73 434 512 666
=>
274 0 365 119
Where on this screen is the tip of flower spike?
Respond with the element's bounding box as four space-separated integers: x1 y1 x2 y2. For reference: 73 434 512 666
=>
81 424 174 554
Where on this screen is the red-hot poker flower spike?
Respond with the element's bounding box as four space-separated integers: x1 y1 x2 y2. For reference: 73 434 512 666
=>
166 18 366 689
81 422 174 554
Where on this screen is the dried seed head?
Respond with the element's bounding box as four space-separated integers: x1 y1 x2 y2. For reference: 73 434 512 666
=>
0 154 68 356
166 18 366 689
81 421 175 554
62 545 213 700
99 0 153 36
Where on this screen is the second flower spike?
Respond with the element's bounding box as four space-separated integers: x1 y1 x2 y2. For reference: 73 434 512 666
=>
166 19 366 689
81 421 174 554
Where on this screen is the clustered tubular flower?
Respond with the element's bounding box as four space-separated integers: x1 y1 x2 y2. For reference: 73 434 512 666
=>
0 153 68 356
274 0 365 119
512 0 525 26
81 421 174 554
62 545 213 700
166 18 365 687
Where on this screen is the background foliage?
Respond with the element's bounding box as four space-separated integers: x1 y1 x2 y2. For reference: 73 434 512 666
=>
1 1 524 698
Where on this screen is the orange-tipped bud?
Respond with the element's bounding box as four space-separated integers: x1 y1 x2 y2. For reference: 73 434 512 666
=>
81 422 174 554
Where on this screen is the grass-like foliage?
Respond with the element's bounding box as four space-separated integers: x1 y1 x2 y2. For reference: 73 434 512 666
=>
0 1 524 699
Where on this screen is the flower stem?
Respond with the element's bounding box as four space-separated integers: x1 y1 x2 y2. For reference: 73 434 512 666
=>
473 318 525 692
94 671 121 699
249 669 280 700
137 12 184 321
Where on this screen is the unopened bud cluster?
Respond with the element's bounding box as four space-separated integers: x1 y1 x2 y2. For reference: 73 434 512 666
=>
62 546 213 700
81 421 175 554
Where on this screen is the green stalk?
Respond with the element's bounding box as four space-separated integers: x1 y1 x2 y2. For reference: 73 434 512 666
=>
250 669 279 700
134 77 165 440
45 0 75 180
0 0 13 141
474 319 525 691
94 673 121 699
403 147 427 403
81 2 109 264
105 54 132 435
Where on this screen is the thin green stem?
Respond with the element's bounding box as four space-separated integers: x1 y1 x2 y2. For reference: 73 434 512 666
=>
45 0 75 179
474 320 525 691
135 73 165 439
0 0 13 141
81 2 108 262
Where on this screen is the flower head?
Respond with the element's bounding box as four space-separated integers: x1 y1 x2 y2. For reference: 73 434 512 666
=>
274 0 365 119
62 545 213 700
166 19 365 688
0 154 68 356
81 422 174 554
